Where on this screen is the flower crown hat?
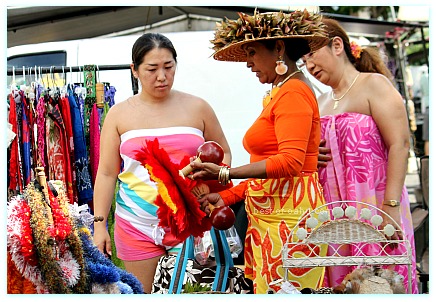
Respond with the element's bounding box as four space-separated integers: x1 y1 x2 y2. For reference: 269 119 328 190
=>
211 8 329 62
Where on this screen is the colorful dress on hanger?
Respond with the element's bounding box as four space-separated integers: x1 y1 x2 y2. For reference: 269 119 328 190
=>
46 97 75 203
319 112 418 294
67 87 93 205
89 103 100 186
114 127 205 261
8 92 23 193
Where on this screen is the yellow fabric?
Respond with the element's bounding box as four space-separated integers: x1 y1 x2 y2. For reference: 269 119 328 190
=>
243 173 327 293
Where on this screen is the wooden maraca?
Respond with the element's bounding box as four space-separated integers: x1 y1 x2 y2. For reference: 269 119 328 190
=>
180 141 224 177
191 182 236 230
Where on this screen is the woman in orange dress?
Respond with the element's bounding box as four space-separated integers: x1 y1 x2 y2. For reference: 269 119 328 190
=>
190 9 329 293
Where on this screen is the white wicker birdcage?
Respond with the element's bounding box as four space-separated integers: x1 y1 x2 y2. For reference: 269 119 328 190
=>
282 201 413 293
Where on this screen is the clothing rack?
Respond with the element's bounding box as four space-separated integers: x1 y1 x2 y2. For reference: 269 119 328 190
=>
7 64 139 95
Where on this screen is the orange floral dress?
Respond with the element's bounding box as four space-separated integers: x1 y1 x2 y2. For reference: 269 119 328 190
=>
243 175 327 293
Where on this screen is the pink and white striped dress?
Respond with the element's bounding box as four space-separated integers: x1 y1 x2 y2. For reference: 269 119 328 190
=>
114 126 204 260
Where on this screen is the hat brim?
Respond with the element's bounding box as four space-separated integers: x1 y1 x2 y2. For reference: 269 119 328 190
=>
212 35 329 62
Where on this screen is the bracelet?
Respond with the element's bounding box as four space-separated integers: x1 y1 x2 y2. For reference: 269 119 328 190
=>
94 215 104 222
218 166 231 185
383 200 400 207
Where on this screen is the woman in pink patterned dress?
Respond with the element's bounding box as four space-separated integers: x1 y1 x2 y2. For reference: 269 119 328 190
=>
302 17 418 293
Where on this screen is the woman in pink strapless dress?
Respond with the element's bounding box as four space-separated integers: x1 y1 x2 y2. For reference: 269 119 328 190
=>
320 112 418 292
302 17 418 293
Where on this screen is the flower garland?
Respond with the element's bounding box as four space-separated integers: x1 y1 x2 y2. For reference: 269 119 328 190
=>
8 178 144 294
78 227 144 294
26 181 72 293
7 195 47 293
350 41 363 59
7 196 37 265
7 252 37 294
49 180 90 293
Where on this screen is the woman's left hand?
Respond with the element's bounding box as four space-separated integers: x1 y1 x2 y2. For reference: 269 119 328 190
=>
198 193 224 215
318 139 332 168
380 205 403 248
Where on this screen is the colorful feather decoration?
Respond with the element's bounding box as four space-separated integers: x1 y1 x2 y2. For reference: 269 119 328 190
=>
135 138 212 241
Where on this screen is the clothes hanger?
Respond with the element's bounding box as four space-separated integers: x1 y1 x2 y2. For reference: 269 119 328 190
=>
20 65 27 92
48 66 55 98
26 67 35 100
68 66 73 91
60 66 67 98
10 66 17 92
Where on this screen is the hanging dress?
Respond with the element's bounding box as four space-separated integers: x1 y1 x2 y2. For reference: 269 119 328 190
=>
67 86 93 205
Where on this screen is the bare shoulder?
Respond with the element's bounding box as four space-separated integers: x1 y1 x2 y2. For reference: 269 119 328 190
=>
108 97 132 111
361 73 396 90
173 90 212 110
359 73 404 121
103 97 134 123
174 90 205 102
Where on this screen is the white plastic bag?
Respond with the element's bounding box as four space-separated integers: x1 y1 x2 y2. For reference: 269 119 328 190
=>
194 226 243 265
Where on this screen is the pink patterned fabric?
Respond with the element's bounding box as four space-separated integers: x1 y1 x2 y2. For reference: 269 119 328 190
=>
89 103 100 186
319 112 418 294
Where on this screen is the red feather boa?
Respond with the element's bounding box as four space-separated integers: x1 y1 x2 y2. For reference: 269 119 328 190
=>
135 138 212 241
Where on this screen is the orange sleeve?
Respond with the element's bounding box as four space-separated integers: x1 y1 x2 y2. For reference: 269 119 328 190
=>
218 180 248 206
265 81 319 177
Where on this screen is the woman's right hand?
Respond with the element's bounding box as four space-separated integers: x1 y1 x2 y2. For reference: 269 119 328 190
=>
318 139 332 168
198 193 225 215
189 161 221 181
93 226 112 257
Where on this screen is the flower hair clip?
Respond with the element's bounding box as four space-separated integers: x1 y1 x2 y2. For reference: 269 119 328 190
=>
350 41 362 59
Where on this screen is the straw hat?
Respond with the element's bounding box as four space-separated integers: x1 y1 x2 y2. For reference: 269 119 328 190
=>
211 9 329 62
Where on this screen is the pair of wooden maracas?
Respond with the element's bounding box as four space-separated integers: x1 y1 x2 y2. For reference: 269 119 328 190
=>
181 141 235 230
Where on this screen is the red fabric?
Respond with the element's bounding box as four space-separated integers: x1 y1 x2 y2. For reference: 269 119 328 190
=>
47 102 74 203
8 93 22 192
243 80 320 178
59 97 78 203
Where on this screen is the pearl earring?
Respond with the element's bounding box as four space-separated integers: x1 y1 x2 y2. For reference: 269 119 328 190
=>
275 56 288 75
